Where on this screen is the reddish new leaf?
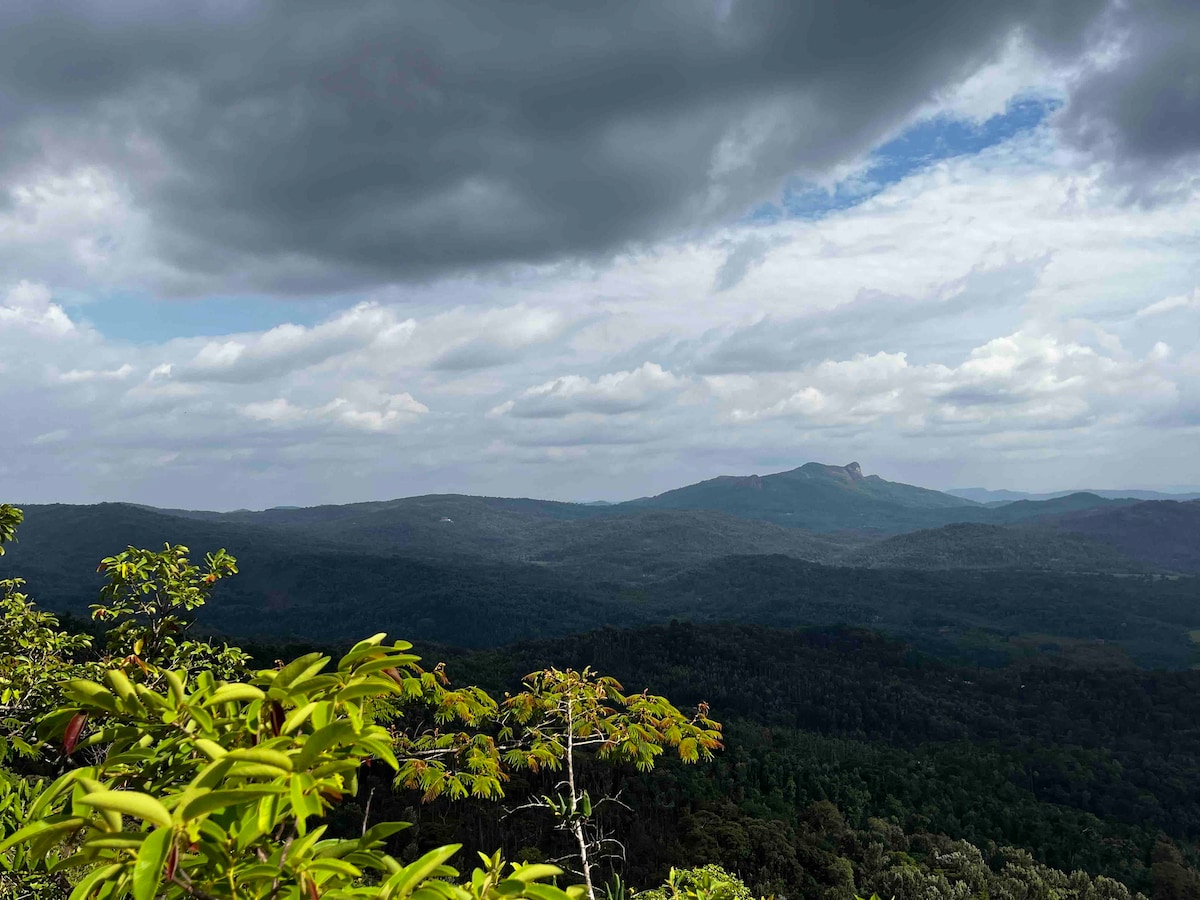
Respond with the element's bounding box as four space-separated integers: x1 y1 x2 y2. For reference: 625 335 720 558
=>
63 712 88 755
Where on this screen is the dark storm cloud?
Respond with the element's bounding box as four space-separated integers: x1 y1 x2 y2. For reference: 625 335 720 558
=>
1057 0 1200 201
0 0 1113 292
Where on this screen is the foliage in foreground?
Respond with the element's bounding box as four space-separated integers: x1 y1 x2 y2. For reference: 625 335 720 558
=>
3 634 585 900
0 507 720 900
0 502 1175 899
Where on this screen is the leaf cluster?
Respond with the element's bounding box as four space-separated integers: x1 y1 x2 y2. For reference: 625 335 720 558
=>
501 669 722 774
0 579 96 764
91 544 247 678
2 636 586 900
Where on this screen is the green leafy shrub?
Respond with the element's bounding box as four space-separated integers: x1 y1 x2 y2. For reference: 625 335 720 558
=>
0 506 722 899
1 634 591 900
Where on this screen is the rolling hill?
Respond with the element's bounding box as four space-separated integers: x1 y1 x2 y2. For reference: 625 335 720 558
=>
624 461 980 532
1050 499 1200 573
844 522 1151 572
4 494 1199 665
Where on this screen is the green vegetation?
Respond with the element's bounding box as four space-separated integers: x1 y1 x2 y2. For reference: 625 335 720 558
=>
0 510 720 899
434 623 1200 896
3 501 1195 899
5 503 1200 666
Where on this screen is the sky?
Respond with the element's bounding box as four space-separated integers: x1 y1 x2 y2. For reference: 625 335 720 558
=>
3 0 1200 509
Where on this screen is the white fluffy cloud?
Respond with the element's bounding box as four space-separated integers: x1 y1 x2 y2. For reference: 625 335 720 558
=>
721 329 1178 438
240 392 428 433
0 281 76 336
490 364 685 420
4 120 1200 506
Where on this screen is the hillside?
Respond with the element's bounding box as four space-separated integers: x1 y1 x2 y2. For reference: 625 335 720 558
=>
951 486 1200 503
1 499 862 585
847 522 1151 572
639 555 1200 668
625 461 981 532
438 623 1200 895
1051 499 1200 573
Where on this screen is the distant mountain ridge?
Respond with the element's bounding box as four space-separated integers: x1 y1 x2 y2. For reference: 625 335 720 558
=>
5 465 1199 666
950 486 1200 503
5 463 1197 652
625 461 980 532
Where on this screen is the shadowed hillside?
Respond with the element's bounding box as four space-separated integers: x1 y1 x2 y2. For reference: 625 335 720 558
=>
1051 500 1200 573
846 522 1152 573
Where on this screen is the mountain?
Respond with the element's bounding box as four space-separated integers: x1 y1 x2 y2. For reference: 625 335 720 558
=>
5 497 1200 665
94 496 863 575
625 461 979 532
951 486 1200 503
981 492 1140 523
1050 499 1200 573
845 522 1151 573
0 499 861 615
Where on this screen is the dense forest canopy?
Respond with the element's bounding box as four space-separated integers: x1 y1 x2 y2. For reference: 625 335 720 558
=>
4 498 1200 899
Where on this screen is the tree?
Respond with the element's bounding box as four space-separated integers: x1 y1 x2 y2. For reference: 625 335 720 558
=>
499 668 722 900
91 544 248 679
0 579 95 765
0 506 20 555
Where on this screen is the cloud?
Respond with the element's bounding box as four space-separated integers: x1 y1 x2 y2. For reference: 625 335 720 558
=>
1056 0 1200 201
240 392 428 433
424 305 584 371
55 364 134 383
722 328 1178 437
0 281 76 336
1136 288 1200 318
0 0 1120 293
713 234 788 291
4 111 1200 506
179 303 415 383
490 363 684 419
692 257 1045 373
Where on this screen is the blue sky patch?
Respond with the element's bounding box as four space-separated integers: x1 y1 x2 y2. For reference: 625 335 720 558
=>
66 292 342 344
750 96 1060 223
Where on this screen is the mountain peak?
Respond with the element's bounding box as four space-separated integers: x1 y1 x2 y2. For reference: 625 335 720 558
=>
633 459 976 530
796 460 866 481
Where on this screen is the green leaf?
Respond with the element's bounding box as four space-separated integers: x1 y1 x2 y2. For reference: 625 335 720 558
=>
180 787 285 821
338 634 389 671
202 683 265 706
69 863 125 900
274 652 329 689
193 739 227 760
294 721 355 771
281 701 320 734
522 885 576 900
0 817 79 854
82 835 148 850
81 790 172 829
133 827 173 900
62 680 120 713
508 865 564 884
357 822 411 849
224 747 293 771
104 669 136 701
381 844 462 900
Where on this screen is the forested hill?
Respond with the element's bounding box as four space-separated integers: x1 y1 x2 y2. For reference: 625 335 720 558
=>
624 461 979 531
407 623 1200 897
6 498 1200 666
